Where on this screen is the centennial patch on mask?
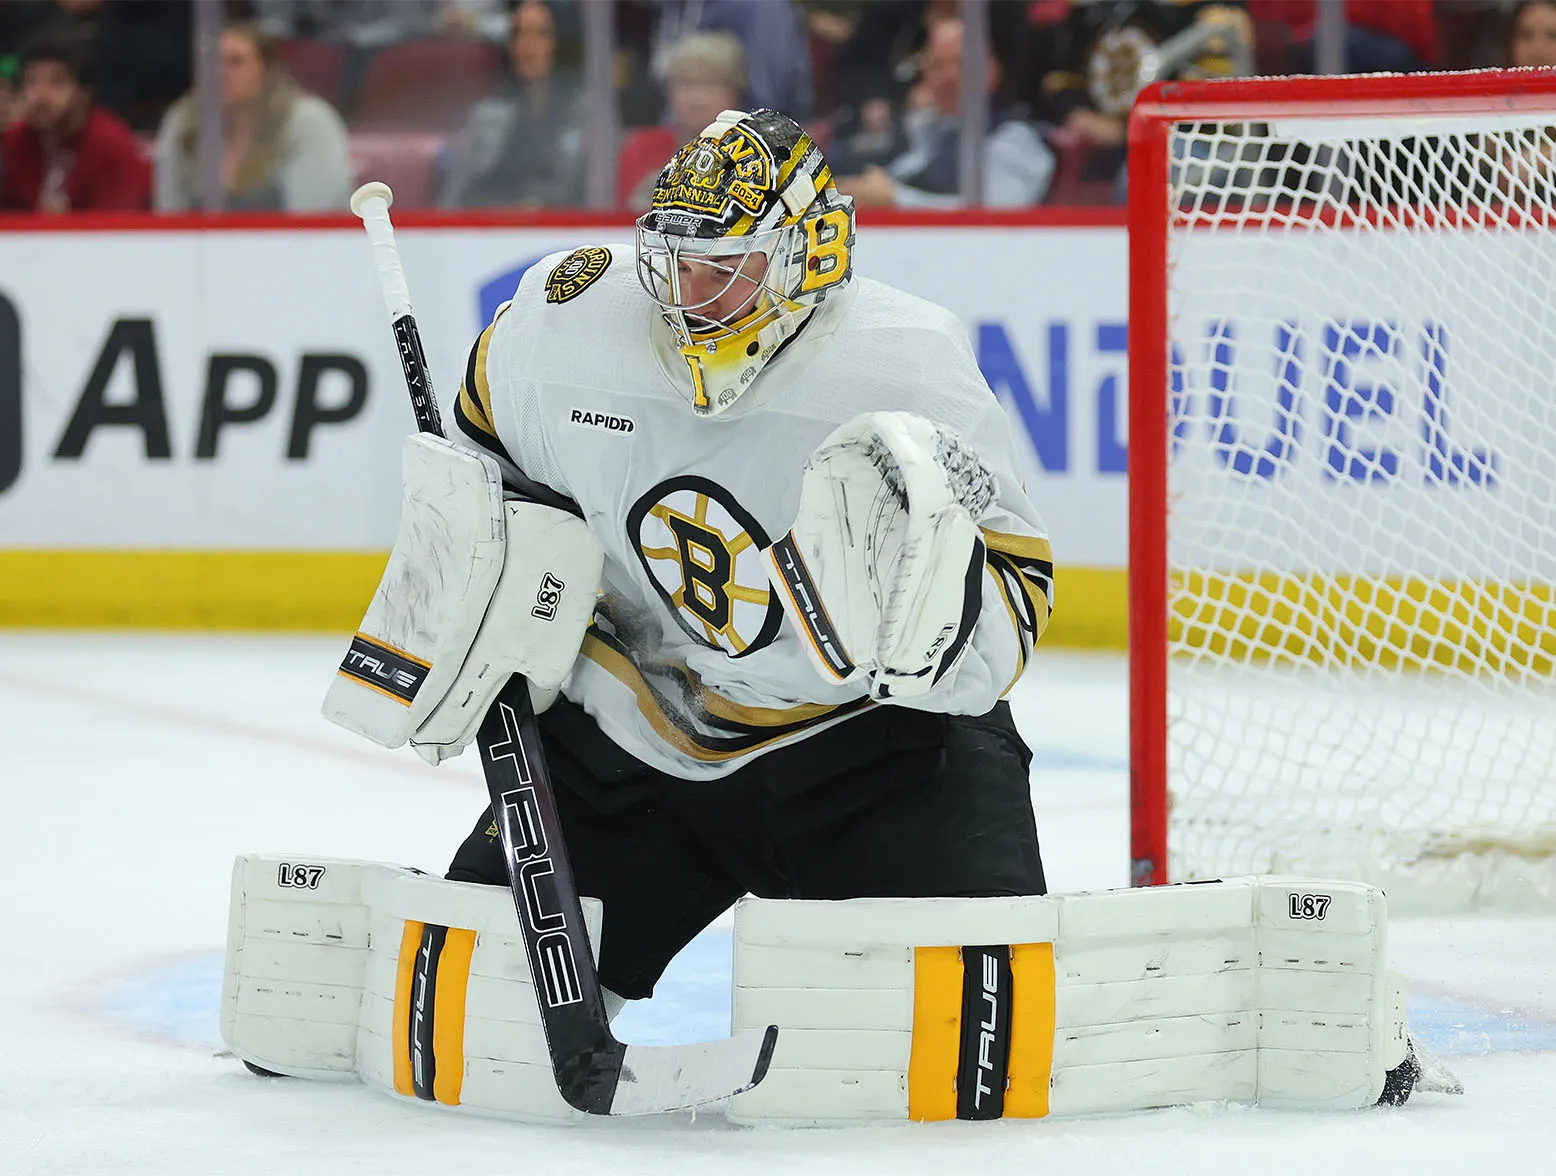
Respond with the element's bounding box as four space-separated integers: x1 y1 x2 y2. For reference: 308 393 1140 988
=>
545 247 612 304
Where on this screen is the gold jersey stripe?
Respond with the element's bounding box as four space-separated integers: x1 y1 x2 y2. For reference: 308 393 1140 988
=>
472 320 498 416
456 302 511 440
1005 942 1056 1118
459 322 498 429
906 945 964 1121
986 562 1030 697
641 648 860 729
578 633 862 761
456 386 500 443
699 686 850 728
432 927 478 1106
981 527 1054 564
391 920 425 1098
990 551 1054 636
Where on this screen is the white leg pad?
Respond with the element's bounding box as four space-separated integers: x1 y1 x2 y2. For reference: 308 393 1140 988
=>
221 854 602 1122
728 876 1409 1125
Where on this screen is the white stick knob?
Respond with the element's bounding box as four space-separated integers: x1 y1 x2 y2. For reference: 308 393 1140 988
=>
349 182 412 321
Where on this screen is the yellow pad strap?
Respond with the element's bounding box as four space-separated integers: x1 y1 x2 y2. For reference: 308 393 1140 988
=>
1006 942 1056 1118
907 945 963 1121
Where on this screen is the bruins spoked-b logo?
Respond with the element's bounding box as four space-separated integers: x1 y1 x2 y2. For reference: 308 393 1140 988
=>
628 477 782 658
545 247 611 304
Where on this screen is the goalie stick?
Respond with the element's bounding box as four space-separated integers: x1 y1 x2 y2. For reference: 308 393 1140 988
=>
348 182 777 1115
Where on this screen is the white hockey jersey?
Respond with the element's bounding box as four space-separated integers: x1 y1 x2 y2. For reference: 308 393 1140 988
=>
450 244 1053 781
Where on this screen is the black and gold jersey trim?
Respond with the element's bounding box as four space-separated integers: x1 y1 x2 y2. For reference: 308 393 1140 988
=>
456 317 501 434
578 628 870 763
981 528 1055 695
455 306 516 467
449 307 581 518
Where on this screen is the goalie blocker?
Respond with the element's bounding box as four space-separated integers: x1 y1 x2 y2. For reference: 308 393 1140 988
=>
222 860 1455 1122
320 433 603 765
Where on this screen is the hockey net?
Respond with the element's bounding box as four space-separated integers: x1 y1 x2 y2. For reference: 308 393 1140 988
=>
1129 71 1556 912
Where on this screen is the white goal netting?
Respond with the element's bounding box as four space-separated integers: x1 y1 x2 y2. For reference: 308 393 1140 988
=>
1164 111 1556 911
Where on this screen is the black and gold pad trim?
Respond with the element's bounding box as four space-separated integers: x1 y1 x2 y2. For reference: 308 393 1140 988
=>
907 942 1055 1120
391 920 478 1106
337 633 431 705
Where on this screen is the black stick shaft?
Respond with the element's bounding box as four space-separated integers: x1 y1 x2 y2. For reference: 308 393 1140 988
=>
392 316 444 438
478 684 623 1113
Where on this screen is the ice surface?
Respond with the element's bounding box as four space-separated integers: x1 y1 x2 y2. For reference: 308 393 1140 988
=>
2 635 1552 1175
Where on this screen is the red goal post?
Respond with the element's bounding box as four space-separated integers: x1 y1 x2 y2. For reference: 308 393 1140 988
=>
1127 69 1556 905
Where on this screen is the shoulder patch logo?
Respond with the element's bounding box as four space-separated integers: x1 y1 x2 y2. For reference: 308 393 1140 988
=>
545 247 611 304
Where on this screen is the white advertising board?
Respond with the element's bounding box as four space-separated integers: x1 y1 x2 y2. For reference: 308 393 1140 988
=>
0 224 1130 568
1169 228 1556 581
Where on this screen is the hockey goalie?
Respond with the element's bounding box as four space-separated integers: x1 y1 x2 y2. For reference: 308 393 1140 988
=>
221 108 1456 1125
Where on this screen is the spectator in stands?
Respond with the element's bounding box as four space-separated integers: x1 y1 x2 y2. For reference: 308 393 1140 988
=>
1510 1 1556 68
441 0 584 209
650 0 811 120
616 31 745 209
154 22 353 213
1 26 149 212
813 1 932 175
835 18 1052 209
36 0 191 132
1492 2 1556 199
1026 2 1256 202
0 54 15 199
0 54 18 131
1246 1 1440 74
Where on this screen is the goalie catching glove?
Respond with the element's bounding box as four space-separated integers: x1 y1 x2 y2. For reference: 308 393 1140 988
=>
763 411 995 700
322 434 602 763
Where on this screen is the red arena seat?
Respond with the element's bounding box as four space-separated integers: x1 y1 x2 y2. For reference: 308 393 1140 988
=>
348 131 448 209
353 38 503 132
278 39 346 108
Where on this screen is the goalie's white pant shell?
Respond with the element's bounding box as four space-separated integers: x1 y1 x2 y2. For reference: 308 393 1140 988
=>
728 877 1408 1125
223 858 1409 1124
220 855 602 1123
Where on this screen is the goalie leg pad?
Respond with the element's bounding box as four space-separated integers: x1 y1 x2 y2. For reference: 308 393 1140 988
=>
728 877 1424 1126
221 854 603 1122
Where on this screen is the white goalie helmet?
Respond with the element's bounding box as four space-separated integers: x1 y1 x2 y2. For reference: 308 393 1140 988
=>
635 108 856 417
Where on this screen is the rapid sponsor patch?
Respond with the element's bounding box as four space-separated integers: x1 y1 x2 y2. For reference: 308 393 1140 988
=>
567 408 635 433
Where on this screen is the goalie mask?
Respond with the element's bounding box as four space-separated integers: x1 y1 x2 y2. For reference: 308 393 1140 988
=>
636 108 856 416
